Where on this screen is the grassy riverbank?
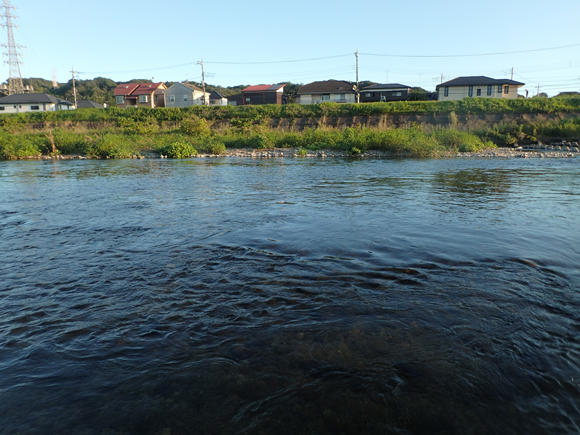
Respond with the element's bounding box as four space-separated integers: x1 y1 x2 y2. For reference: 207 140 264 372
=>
0 124 495 159
1 99 580 160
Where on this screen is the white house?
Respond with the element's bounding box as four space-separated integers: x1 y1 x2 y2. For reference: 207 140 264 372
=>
164 83 210 107
296 80 357 105
0 93 75 114
436 76 524 101
209 91 228 106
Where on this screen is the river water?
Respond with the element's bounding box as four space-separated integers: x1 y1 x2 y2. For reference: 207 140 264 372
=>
1 157 579 435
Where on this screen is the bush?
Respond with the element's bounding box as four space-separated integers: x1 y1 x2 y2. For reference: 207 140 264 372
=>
181 117 212 136
88 134 138 158
163 140 198 158
0 133 42 159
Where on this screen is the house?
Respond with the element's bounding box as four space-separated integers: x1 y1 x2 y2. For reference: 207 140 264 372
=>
164 83 210 107
436 76 524 101
227 94 243 106
114 82 167 108
360 83 411 103
209 91 228 106
0 93 75 114
296 80 357 105
240 84 286 105
77 100 105 109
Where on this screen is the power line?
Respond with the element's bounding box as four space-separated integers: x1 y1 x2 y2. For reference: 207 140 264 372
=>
360 43 580 58
204 54 351 65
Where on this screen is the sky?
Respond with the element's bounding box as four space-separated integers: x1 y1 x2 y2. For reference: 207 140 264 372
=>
4 0 580 96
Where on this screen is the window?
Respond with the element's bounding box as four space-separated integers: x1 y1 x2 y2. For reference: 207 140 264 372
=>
444 86 449 97
31 105 40 110
394 92 402 97
245 97 251 102
337 94 346 101
487 85 492 96
504 86 509 94
170 95 175 102
116 96 124 104
183 94 188 102
498 85 502 93
139 95 148 103
0 106 5 110
476 89 481 96
321 94 330 101
365 93 371 97
468 86 473 97
154 96 158 104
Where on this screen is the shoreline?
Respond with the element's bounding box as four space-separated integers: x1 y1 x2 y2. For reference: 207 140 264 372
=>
7 146 580 161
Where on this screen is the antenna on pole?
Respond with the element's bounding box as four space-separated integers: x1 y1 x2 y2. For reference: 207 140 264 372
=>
1 1 25 95
71 66 78 109
197 59 208 105
355 50 359 104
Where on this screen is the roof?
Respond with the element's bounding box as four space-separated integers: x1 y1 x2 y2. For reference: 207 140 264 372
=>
297 80 356 95
77 100 104 109
114 83 140 96
182 83 203 92
436 76 524 88
243 84 285 92
361 83 410 91
209 91 224 99
0 93 74 105
131 83 165 95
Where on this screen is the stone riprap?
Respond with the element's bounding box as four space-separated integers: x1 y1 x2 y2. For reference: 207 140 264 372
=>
13 145 580 160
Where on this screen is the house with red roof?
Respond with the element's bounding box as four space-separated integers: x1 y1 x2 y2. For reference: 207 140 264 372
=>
114 82 167 108
233 84 286 106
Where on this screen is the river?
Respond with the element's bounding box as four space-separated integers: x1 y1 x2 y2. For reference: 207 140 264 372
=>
1 157 579 435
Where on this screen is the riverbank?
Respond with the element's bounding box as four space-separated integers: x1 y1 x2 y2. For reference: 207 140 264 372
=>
12 145 580 161
2 102 580 160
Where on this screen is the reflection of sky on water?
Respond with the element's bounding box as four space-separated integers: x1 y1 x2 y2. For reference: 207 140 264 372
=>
0 157 579 434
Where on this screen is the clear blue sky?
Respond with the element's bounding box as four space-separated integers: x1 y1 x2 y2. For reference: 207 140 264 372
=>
6 0 580 96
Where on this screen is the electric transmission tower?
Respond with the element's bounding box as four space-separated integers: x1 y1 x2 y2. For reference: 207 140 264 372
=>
1 1 25 95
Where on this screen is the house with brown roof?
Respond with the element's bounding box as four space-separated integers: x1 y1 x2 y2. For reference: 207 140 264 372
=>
436 76 524 101
239 84 286 105
296 80 357 105
114 82 167 108
164 83 210 107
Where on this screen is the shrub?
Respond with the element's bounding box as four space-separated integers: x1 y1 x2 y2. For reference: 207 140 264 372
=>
88 134 138 158
163 140 198 158
181 117 212 136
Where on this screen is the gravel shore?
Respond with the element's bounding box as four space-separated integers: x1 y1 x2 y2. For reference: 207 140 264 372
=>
17 146 580 161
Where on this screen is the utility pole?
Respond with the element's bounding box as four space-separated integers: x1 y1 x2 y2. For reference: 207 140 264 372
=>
197 59 208 105
441 73 444 84
537 83 540 97
71 67 78 109
52 67 58 88
1 1 25 95
355 50 359 104
511 67 514 81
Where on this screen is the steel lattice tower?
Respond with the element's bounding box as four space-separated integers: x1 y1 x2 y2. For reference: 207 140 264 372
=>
1 1 24 95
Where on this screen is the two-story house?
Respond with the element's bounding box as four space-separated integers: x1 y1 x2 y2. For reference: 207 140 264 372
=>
164 83 210 107
296 80 357 105
240 84 286 105
360 83 411 103
436 76 524 101
114 83 167 108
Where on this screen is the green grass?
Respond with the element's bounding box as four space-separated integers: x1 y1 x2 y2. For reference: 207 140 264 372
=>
1 97 579 128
